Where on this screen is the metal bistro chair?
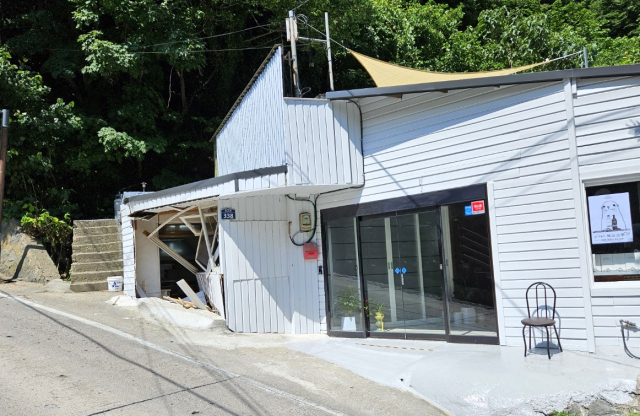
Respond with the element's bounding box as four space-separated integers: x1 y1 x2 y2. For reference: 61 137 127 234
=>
522 282 562 359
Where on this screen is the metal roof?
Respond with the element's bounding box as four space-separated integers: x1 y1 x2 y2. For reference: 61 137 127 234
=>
326 64 640 100
124 165 288 213
210 45 282 142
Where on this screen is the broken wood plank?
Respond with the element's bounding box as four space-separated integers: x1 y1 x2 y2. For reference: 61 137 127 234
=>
176 279 208 310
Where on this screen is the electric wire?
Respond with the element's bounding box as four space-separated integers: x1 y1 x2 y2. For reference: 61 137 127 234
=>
285 194 317 246
51 25 274 54
130 24 273 49
132 46 276 54
621 320 640 360
293 0 313 11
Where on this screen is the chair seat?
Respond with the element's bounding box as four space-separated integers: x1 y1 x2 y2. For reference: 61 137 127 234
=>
521 317 556 326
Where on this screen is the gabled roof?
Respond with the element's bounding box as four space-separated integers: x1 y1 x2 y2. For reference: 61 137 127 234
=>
210 44 281 142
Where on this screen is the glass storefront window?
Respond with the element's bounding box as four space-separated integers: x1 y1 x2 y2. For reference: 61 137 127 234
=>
326 218 364 331
586 180 640 282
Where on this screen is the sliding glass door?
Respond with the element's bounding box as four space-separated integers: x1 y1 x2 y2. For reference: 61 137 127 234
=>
360 209 447 339
441 202 498 340
323 192 499 343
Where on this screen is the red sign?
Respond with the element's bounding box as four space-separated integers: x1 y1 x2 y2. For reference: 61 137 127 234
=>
471 200 485 214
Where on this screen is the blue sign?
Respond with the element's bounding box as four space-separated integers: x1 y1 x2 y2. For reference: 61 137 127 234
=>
394 267 400 275
464 205 473 216
221 208 236 220
401 267 407 274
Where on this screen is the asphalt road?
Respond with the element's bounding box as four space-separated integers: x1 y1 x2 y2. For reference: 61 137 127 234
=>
0 286 445 416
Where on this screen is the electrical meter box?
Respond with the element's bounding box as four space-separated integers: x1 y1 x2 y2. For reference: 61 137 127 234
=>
303 242 319 260
299 212 312 231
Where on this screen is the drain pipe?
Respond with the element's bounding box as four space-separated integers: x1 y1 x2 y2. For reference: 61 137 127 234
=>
620 320 640 359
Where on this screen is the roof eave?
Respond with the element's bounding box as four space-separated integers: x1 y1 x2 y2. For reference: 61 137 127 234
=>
326 64 640 100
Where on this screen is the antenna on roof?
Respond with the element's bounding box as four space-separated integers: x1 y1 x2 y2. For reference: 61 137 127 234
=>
288 11 335 93
325 13 334 91
286 10 301 97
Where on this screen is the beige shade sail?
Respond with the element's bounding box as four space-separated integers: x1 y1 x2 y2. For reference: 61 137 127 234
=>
349 50 549 88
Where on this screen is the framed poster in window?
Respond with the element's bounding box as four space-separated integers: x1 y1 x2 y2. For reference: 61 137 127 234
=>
588 192 633 245
586 181 640 282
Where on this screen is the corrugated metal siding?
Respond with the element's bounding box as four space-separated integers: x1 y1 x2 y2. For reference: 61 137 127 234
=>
218 194 322 334
284 99 363 186
317 82 592 350
575 76 640 347
217 47 285 176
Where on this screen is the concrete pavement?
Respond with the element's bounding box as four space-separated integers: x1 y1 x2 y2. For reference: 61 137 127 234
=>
287 332 640 415
0 282 445 416
5 280 639 415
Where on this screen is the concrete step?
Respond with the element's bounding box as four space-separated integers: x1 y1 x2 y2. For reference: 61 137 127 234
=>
73 225 120 237
73 241 122 254
70 270 123 283
71 260 123 274
70 280 110 292
73 234 121 246
72 250 122 263
74 219 119 229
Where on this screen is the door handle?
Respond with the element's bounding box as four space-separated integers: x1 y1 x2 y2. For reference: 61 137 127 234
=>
401 274 404 285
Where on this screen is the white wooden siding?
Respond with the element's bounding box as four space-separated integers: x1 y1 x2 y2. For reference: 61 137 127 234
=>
316 81 592 351
592 295 640 346
574 76 640 347
217 47 286 176
284 99 363 186
120 204 136 298
575 76 640 174
218 194 322 334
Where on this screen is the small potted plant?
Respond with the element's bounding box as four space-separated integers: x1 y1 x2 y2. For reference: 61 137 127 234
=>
373 302 386 331
337 286 361 330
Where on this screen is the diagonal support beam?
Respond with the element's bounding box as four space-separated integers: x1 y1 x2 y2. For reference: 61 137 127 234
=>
148 205 196 238
143 230 198 274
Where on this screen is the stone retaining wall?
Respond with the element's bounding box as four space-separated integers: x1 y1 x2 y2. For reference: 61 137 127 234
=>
0 219 59 283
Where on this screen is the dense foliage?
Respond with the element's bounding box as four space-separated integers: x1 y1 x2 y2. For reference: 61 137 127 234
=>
20 208 73 276
1 0 639 222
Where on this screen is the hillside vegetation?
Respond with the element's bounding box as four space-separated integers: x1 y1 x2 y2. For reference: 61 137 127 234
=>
1 0 638 220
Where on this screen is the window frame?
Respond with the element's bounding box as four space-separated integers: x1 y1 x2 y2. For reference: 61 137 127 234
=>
581 167 640 296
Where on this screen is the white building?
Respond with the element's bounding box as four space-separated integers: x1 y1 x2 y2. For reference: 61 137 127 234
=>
121 45 640 352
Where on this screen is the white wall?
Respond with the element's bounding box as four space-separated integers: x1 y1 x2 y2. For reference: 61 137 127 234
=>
316 81 595 351
120 204 136 298
217 47 286 176
574 76 640 347
218 194 323 334
134 219 161 297
284 99 363 187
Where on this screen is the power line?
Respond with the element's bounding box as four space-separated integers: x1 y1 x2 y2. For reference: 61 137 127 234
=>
293 0 313 11
306 23 349 51
132 24 272 50
132 46 276 55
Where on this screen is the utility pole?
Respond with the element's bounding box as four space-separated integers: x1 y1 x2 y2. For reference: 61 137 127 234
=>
325 12 334 91
287 10 301 97
0 109 9 259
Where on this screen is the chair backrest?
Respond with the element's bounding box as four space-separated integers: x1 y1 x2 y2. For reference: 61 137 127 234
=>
525 282 557 320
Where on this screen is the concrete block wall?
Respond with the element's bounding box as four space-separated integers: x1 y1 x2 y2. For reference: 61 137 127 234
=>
70 219 123 292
